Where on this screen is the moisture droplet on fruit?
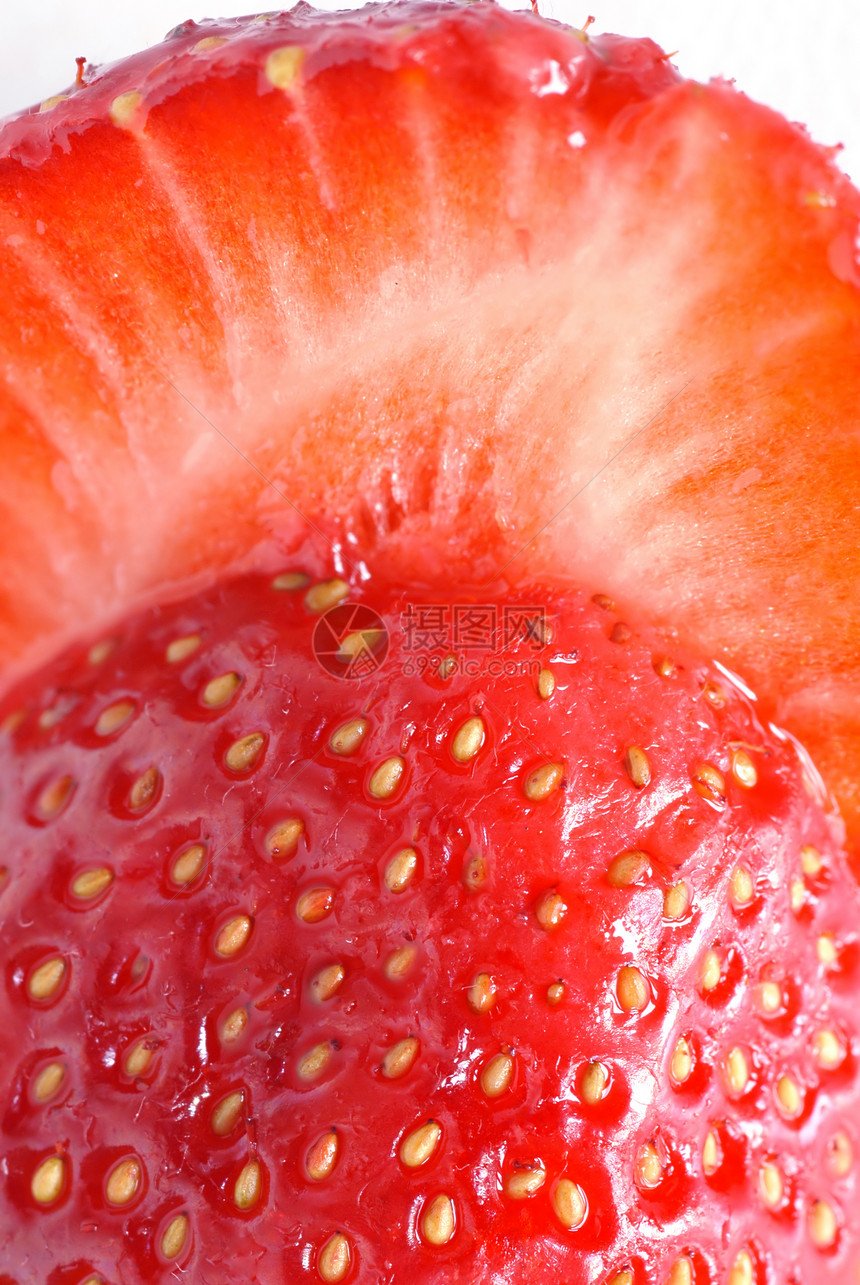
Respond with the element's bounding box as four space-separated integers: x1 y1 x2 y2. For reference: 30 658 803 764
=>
451 716 485 763
368 755 405 799
400 1120 441 1168
233 1159 262 1210
384 847 418 893
523 762 564 801
505 1165 546 1199
421 1193 456 1245
161 1213 189 1260
481 1051 514 1098
329 718 369 756
318 1231 351 1282
105 1156 142 1206
534 887 567 931
266 819 304 860
382 1037 419 1079
310 963 345 1003
304 579 349 615
215 914 253 957
201 672 242 708
623 746 651 788
30 1154 65 1205
224 732 265 773
552 1178 587 1230
305 1129 339 1181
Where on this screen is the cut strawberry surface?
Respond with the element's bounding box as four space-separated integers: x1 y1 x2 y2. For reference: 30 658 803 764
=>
0 3 860 843
0 567 858 1281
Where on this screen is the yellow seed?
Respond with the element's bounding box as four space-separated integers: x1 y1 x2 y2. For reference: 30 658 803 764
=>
368 756 405 799
537 668 556 699
337 628 386 662
624 746 651 788
298 1042 333 1081
384 847 418 893
382 1037 419 1079
233 1160 261 1210
221 1010 247 1045
670 1036 693 1087
505 1166 546 1199
776 1073 803 1118
617 965 650 1013
211 1091 244 1136
790 878 806 913
272 570 309 591
524 762 564 801
171 843 206 885
481 1051 514 1098
801 844 823 877
310 963 345 1003
28 956 66 1001
730 865 755 908
124 1040 155 1077
265 43 306 89
809 1199 838 1249
606 1273 634 1285
468 972 497 1014
215 915 252 957
534 888 567 931
109 90 143 127
722 1047 750 1097
581 1061 609 1105
305 1130 339 1182
95 700 135 737
106 1157 142 1206
318 1231 351 1282
663 881 690 921
818 933 839 966
266 819 304 859
451 716 485 763
702 1129 722 1176
692 762 726 804
551 1178 587 1230
813 1028 846 1070
607 850 651 888
37 774 74 819
128 766 160 811
699 949 722 993
225 733 265 772
304 578 348 614
654 655 676 678
88 638 116 666
330 718 369 755
728 1249 754 1285
546 981 565 1006
664 1256 693 1285
755 980 783 1016
202 672 241 708
166 633 201 664
71 867 114 900
31 1155 65 1204
462 852 488 891
40 94 68 112
400 1120 441 1168
635 1142 663 1189
161 1213 189 1259
826 1130 853 1178
759 1160 784 1210
384 944 417 981
731 749 758 788
439 654 457 678
421 1194 456 1245
296 887 335 924
194 35 229 51
33 1061 65 1101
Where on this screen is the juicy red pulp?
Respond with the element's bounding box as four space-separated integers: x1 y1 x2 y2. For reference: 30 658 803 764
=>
0 567 857 1283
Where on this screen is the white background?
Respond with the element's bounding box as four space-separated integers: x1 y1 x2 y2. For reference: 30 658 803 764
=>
2 2 860 180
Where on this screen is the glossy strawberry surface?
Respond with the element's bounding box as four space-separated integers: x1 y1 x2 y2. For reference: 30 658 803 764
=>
0 566 857 1282
1 3 860 846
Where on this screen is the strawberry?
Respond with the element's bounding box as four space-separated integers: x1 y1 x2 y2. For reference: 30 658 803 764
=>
1 3 860 847
0 565 858 1282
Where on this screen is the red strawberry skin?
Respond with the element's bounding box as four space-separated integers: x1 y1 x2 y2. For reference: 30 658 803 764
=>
0 566 857 1282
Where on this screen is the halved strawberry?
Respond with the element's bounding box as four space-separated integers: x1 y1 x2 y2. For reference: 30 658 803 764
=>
1 3 860 847
0 565 858 1282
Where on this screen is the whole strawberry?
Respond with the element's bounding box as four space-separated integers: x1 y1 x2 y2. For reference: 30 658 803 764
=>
0 567 857 1283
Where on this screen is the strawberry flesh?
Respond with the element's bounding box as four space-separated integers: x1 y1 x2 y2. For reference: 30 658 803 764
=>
0 568 857 1282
